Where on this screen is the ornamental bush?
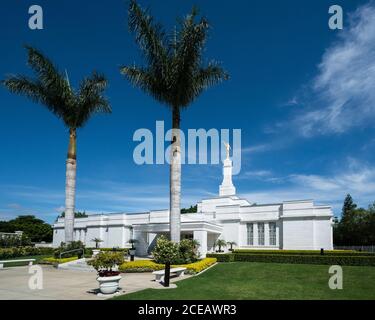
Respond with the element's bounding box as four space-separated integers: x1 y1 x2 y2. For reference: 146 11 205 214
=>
207 252 375 266
118 258 217 274
53 241 85 259
177 258 217 274
152 236 180 264
119 260 164 273
206 253 234 262
233 249 374 256
88 251 125 277
152 235 199 264
0 247 54 260
41 256 79 265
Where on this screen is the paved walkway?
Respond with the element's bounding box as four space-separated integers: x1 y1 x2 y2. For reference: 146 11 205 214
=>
0 265 190 300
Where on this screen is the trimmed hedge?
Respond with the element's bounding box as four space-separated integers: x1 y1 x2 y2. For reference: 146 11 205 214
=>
177 258 217 274
207 253 234 262
233 249 375 256
119 258 217 274
207 252 375 266
0 247 54 260
119 260 164 273
41 256 79 265
92 248 129 253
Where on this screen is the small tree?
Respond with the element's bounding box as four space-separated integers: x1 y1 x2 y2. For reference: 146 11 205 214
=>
215 239 227 253
92 238 103 249
227 241 237 251
152 235 180 288
88 251 124 277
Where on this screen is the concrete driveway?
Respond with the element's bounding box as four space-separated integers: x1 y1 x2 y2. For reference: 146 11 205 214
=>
0 265 188 300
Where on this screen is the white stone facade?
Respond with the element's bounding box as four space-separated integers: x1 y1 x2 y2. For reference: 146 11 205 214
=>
53 159 334 257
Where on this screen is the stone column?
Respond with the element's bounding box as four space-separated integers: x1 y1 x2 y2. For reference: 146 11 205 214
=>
265 223 270 246
194 231 208 258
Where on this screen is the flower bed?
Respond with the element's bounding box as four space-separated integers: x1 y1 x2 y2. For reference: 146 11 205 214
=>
119 258 217 274
41 256 79 265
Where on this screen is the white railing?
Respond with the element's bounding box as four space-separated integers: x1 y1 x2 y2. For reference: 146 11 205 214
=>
0 231 23 239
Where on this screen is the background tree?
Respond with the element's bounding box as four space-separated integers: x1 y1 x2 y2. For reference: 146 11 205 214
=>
0 215 52 243
60 211 88 219
341 194 357 224
121 0 228 243
2 46 111 243
181 205 198 214
334 195 375 246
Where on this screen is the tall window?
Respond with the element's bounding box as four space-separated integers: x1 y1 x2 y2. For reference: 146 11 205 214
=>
258 223 265 246
247 223 254 245
269 222 277 246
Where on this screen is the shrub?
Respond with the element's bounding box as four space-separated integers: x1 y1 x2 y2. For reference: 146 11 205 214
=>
177 258 217 274
88 251 124 277
152 235 180 264
206 253 235 262
233 249 374 256
119 258 217 274
208 252 375 266
41 256 79 265
53 241 85 259
178 239 199 264
233 253 375 266
119 260 164 273
152 235 199 264
98 248 129 253
0 247 54 260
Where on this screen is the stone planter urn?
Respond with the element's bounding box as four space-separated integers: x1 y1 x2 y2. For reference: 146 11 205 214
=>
97 274 122 295
92 249 100 257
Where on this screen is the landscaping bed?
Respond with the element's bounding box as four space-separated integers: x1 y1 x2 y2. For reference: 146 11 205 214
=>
0 247 54 260
207 250 375 266
119 258 217 274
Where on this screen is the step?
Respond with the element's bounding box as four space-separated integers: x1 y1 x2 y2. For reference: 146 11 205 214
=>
58 258 96 272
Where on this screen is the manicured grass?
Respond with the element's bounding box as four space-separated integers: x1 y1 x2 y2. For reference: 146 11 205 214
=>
113 262 375 300
1 255 50 267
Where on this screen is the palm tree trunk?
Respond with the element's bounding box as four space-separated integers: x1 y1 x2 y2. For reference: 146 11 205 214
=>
170 107 181 243
64 128 77 243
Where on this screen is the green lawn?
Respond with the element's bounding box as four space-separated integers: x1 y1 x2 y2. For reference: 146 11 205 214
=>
1 255 50 267
114 262 375 300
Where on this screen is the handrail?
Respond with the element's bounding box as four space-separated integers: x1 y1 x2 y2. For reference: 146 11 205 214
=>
59 248 85 259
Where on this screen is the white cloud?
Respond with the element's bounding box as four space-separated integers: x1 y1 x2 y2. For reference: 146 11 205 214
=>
292 2 375 136
239 159 375 215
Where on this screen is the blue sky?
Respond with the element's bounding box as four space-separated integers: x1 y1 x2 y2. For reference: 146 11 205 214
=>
1 0 375 223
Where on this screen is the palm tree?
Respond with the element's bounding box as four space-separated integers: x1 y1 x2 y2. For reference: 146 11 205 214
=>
227 241 237 251
215 239 227 253
92 238 104 249
2 46 111 243
121 0 228 243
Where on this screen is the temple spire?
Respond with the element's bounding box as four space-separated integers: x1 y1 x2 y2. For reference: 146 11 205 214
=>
219 142 236 196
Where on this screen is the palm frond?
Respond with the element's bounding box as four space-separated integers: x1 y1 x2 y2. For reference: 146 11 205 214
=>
195 61 229 90
76 72 111 127
122 1 229 110
2 75 46 104
3 46 111 129
128 0 168 66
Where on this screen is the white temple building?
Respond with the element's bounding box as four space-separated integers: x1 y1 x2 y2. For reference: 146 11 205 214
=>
53 153 334 257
